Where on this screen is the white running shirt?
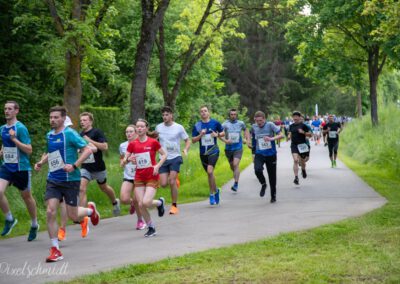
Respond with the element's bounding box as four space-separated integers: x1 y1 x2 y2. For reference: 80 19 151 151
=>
156 122 189 160
119 141 136 180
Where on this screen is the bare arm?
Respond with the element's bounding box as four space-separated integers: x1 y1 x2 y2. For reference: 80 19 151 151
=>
182 138 191 156
153 147 167 175
9 129 32 155
83 136 108 151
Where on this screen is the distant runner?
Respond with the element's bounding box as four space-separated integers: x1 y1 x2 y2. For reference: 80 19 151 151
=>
323 114 342 168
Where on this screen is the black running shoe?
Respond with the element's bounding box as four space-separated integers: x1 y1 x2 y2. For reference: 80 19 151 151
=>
144 226 156 237
260 184 267 197
294 176 299 185
270 197 276 203
302 169 307 179
157 197 165 217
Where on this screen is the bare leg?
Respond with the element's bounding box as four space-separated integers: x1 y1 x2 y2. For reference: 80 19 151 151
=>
207 166 217 194
79 178 90 207
98 183 117 204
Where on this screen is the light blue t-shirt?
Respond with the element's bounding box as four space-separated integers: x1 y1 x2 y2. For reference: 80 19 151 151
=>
1 121 31 172
222 120 246 151
251 122 281 156
46 127 88 182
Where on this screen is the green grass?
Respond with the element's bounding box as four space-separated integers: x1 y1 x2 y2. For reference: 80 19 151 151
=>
67 105 400 283
0 145 252 238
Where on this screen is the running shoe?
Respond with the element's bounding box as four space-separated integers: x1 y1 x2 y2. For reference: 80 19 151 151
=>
88 202 100 226
136 220 147 230
129 200 136 215
231 183 238 192
81 216 89 238
169 205 179 215
58 227 66 241
113 198 121 216
46 246 63 262
260 184 267 197
209 194 216 205
1 218 18 236
302 169 307 179
333 160 337 168
215 188 220 205
157 197 165 217
324 142 328 147
28 224 39 242
144 226 156 237
270 197 276 203
294 176 299 185
331 160 334 168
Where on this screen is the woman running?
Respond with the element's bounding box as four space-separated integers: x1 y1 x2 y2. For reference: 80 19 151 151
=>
122 119 167 237
119 125 146 230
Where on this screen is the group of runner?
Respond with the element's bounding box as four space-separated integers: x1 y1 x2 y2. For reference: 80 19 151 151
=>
0 101 343 263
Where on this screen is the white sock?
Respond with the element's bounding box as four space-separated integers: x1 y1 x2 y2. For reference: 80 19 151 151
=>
87 208 93 216
51 238 59 249
5 211 13 221
31 218 38 228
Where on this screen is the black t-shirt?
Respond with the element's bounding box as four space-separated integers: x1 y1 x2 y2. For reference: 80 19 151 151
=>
289 122 310 145
323 122 341 142
80 128 107 172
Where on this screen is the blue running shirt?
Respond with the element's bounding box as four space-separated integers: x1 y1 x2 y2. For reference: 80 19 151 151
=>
0 121 31 172
192 119 223 155
47 127 88 182
222 120 246 151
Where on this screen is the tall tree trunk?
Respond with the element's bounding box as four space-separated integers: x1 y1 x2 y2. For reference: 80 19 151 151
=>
63 50 82 128
356 90 362 118
130 0 170 123
158 24 171 108
367 47 381 126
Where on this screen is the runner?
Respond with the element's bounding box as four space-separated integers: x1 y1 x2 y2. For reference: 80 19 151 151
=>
119 125 146 229
288 111 312 185
273 116 284 147
155 106 190 215
283 116 291 140
34 106 100 262
0 101 38 241
311 116 321 145
321 116 328 146
192 106 224 205
323 114 342 168
123 119 167 237
79 112 120 215
220 108 249 192
249 111 283 203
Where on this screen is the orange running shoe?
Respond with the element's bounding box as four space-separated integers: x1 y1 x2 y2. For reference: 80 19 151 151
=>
80 216 89 238
57 227 66 241
169 205 179 215
46 246 63 262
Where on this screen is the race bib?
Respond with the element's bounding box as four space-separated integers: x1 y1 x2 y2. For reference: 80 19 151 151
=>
82 153 95 164
48 150 65 172
297 143 309 154
135 152 152 169
258 137 272 150
3 147 18 164
125 162 136 177
229 133 240 144
329 131 337 139
165 142 178 153
201 134 214 147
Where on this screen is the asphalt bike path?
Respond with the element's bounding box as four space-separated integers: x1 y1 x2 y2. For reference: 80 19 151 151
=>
0 142 386 283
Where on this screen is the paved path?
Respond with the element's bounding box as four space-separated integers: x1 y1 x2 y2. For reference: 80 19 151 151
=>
0 141 386 283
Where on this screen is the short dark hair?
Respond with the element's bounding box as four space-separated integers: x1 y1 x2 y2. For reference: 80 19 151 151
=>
229 108 237 113
161 106 173 114
49 106 67 117
292 111 302 117
5 101 20 110
254 111 265 118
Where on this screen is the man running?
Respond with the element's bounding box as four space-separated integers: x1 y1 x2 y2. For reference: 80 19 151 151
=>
288 111 312 185
311 116 321 145
34 106 100 262
192 106 224 205
0 101 38 241
156 106 190 215
249 111 283 203
323 114 342 168
79 112 120 215
220 108 249 192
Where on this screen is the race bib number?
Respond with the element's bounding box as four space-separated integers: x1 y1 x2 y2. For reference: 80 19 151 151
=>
165 142 178 153
82 153 95 164
329 131 337 139
258 137 272 150
297 143 309 154
135 152 152 169
3 147 18 164
229 133 240 144
125 162 136 177
201 134 214 147
48 150 65 172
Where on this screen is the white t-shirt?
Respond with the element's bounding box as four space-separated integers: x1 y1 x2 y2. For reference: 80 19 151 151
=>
155 122 189 160
119 141 136 180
